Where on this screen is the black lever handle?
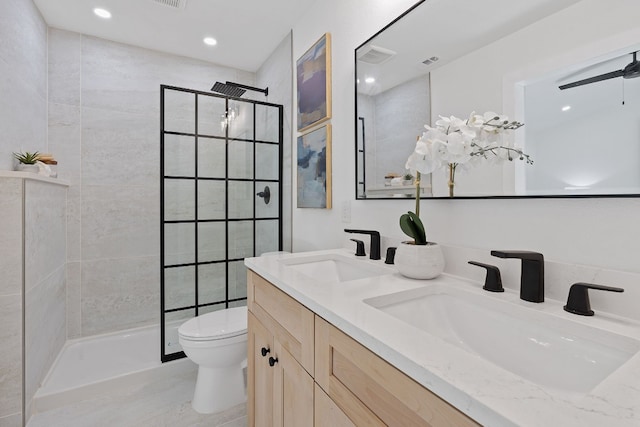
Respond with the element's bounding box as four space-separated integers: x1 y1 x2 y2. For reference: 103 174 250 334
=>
268 356 278 367
260 347 270 357
350 239 366 257
385 247 397 265
468 261 504 292
564 282 624 316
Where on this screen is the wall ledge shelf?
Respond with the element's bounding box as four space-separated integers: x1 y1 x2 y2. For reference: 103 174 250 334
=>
0 171 69 187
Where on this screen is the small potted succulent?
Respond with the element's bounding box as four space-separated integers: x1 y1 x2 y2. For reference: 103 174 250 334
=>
13 151 41 173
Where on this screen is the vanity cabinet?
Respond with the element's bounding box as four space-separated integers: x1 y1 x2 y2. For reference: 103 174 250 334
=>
247 270 480 427
247 272 315 426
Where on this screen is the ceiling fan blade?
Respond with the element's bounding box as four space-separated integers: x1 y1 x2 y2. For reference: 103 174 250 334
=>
559 69 625 90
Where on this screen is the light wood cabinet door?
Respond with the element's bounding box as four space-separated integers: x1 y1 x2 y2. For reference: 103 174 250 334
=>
315 316 481 427
248 271 314 373
248 311 314 427
273 342 314 427
248 312 274 427
315 384 356 427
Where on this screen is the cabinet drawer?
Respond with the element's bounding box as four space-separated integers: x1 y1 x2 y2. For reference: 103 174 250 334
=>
247 271 314 374
315 316 480 427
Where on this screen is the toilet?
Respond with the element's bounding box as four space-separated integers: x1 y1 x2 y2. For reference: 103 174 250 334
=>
178 306 248 414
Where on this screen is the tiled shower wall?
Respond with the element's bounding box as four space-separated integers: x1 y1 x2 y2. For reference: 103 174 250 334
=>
0 0 48 424
48 29 261 338
256 31 293 252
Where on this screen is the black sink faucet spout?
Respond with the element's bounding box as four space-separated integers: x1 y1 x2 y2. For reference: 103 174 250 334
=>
491 250 544 303
344 229 381 260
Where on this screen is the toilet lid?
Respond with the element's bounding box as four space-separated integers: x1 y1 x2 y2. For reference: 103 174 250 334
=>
178 306 247 341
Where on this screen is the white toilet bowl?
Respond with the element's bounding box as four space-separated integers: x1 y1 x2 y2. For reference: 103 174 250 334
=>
178 306 248 414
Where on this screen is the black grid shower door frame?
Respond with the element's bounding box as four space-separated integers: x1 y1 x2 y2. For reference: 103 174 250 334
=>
160 84 284 362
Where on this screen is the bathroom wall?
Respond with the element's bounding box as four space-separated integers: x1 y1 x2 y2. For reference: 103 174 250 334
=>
0 0 48 172
48 29 259 338
0 0 48 424
291 0 640 282
361 75 430 189
0 178 24 427
0 176 68 426
24 180 67 420
256 32 294 252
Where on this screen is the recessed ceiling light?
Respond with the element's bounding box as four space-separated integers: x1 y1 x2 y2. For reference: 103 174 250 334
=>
93 8 111 19
562 105 571 112
203 37 218 46
365 77 375 84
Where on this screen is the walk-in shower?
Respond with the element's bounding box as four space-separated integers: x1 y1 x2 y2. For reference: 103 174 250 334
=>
160 84 283 362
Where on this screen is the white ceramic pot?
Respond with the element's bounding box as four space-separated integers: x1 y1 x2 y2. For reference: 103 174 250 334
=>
395 241 445 279
16 164 39 173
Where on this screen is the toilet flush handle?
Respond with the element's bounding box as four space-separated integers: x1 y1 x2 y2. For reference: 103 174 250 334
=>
260 347 270 357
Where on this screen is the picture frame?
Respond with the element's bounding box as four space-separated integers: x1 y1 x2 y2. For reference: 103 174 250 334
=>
297 124 332 209
296 33 332 132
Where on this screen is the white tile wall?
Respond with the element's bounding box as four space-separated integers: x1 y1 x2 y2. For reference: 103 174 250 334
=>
256 32 292 251
47 29 267 338
0 0 47 171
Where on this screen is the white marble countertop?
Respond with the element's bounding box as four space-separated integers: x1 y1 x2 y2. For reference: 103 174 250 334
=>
245 249 640 427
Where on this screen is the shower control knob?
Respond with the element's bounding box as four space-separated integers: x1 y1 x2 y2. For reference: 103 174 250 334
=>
260 347 270 357
268 356 278 367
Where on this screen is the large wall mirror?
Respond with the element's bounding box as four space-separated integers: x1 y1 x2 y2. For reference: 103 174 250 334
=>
355 0 640 199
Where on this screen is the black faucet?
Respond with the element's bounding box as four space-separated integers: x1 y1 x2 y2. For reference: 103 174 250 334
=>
344 229 380 260
491 250 544 303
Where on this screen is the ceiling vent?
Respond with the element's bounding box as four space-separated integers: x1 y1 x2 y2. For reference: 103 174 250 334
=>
422 56 440 66
357 45 397 65
151 0 187 9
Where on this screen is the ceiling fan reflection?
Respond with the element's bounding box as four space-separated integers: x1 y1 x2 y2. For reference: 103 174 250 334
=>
559 51 640 90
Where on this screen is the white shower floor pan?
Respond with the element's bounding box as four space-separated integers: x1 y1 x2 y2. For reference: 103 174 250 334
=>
33 324 194 414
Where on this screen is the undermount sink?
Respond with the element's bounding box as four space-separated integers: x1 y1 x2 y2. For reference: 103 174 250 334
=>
364 284 640 396
279 253 392 283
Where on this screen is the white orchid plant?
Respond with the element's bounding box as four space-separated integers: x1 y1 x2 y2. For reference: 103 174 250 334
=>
400 111 531 244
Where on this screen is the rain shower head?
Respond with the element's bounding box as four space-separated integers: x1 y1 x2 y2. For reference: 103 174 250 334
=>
211 81 269 97
211 82 246 97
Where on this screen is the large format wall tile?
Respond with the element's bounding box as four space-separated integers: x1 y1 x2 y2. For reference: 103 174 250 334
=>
24 181 67 292
0 179 22 296
0 69 47 170
0 0 47 171
25 265 66 418
66 262 82 339
256 32 292 251
81 184 159 261
81 256 160 336
48 28 81 106
0 0 47 98
48 102 82 183
81 35 250 116
81 106 159 187
0 294 22 420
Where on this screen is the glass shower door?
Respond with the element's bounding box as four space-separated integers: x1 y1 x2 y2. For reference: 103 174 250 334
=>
160 85 283 362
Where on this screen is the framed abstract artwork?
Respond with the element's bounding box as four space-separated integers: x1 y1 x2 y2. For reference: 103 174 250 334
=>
297 124 332 209
296 33 332 132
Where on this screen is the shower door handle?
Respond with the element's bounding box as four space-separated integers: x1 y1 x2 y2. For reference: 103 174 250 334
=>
256 185 271 205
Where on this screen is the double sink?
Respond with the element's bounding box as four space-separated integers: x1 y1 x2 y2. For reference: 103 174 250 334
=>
279 252 640 397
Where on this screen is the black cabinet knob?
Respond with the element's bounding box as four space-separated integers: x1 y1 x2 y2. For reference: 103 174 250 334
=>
260 347 270 357
268 356 278 367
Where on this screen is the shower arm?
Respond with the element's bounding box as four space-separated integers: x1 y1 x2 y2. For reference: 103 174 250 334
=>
225 81 269 96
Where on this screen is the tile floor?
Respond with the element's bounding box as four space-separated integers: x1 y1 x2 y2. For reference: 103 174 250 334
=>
27 365 246 427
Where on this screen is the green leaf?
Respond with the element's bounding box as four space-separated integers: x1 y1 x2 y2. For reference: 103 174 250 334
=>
399 211 426 245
